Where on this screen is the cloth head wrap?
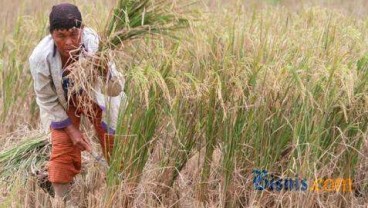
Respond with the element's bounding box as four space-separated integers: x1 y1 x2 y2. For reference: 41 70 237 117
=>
49 3 82 33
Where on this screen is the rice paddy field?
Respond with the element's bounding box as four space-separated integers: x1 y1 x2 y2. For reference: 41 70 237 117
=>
0 0 367 207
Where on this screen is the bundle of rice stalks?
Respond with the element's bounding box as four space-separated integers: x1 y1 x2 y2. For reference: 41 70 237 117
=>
104 0 189 49
66 0 189 109
0 133 50 183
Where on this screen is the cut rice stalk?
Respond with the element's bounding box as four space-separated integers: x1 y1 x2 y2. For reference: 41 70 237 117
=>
0 136 50 182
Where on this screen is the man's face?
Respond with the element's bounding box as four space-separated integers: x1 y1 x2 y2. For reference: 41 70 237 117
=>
51 27 83 58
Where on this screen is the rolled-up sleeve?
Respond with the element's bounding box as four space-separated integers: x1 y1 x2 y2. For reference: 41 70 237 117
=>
29 55 70 130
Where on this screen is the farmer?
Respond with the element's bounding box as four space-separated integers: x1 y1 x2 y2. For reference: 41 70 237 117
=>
29 3 125 201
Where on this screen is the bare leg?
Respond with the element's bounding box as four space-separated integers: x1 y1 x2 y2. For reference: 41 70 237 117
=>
53 182 71 199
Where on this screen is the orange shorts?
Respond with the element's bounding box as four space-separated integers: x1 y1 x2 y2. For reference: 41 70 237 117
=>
48 96 114 183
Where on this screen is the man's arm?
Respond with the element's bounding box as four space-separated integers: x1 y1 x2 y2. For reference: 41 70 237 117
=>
29 55 71 128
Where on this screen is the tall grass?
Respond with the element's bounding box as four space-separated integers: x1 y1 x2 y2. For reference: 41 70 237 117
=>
0 0 367 207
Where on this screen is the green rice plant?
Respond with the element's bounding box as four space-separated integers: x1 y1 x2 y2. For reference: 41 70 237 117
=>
152 95 203 197
198 74 224 201
106 61 168 185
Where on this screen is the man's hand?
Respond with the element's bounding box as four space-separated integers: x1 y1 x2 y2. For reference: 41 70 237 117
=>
104 77 122 97
64 124 91 152
93 54 109 78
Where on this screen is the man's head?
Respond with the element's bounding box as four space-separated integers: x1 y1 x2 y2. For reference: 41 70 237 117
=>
49 3 83 58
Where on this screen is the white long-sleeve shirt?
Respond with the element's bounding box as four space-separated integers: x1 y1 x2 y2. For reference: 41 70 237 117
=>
29 27 126 133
